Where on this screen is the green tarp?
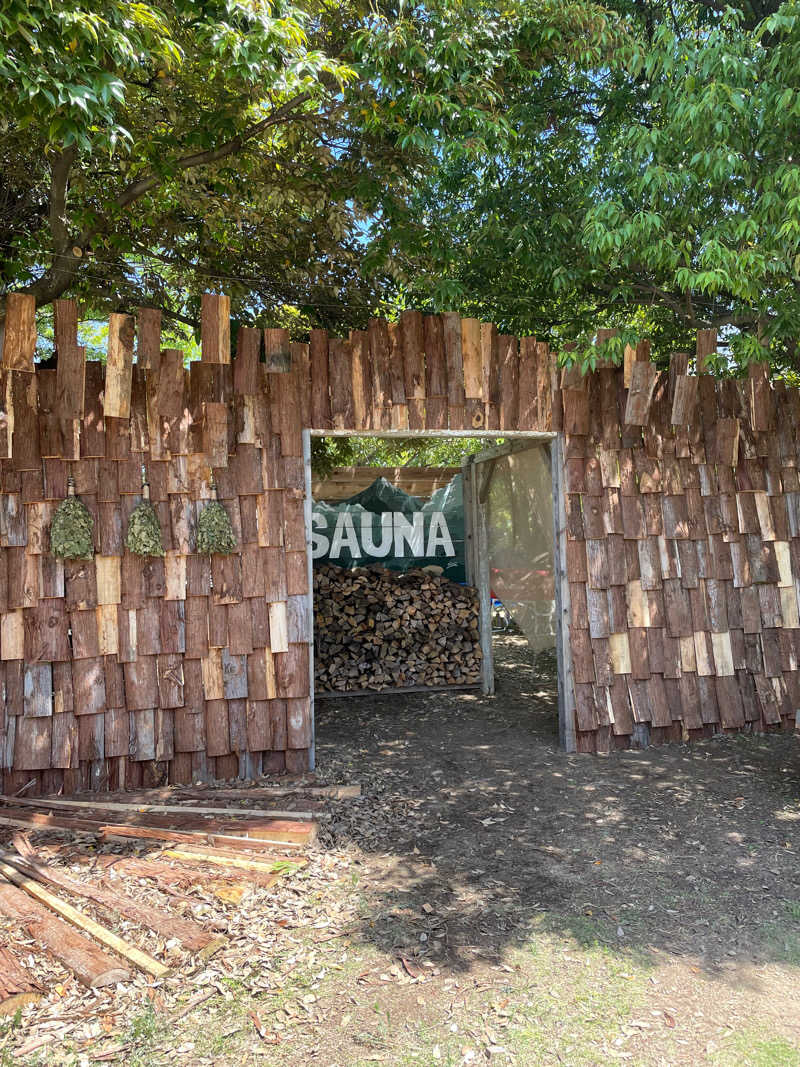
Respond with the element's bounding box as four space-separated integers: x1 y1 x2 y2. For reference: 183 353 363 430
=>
311 474 466 582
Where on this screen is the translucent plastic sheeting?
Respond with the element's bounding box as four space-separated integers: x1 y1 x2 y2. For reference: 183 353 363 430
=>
483 444 556 651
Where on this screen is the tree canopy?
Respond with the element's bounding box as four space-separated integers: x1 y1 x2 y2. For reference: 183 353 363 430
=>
3 0 800 374
397 0 800 374
0 0 620 335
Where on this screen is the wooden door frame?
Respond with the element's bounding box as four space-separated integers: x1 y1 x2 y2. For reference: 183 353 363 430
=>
303 428 560 767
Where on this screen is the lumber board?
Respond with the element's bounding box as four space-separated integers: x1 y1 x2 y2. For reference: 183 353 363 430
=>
104 313 135 418
624 362 660 425
92 852 282 891
0 807 307 852
158 847 306 875
309 329 331 428
0 796 315 838
233 326 261 395
53 298 78 356
2 850 223 958
263 328 291 373
2 294 36 371
350 328 371 430
328 338 354 429
201 293 231 364
136 307 162 371
0 878 130 987
0 859 168 977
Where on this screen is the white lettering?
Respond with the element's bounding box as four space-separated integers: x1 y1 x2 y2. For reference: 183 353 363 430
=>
361 512 393 557
394 512 425 556
311 512 330 559
426 512 455 557
330 512 361 559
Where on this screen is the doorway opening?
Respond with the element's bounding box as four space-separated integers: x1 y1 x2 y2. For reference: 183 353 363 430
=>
302 430 560 763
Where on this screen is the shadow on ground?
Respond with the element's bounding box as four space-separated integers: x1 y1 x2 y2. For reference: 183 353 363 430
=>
315 634 800 983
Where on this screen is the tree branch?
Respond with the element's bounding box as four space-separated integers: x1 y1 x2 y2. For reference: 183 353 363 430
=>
47 146 77 248
110 93 314 216
0 93 314 323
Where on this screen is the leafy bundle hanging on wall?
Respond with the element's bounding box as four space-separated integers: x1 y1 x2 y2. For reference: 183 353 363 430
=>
197 500 237 554
125 500 165 557
51 494 94 560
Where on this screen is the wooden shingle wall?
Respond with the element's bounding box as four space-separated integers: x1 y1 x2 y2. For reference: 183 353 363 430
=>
0 294 312 796
0 291 796 793
299 318 800 753
562 351 800 753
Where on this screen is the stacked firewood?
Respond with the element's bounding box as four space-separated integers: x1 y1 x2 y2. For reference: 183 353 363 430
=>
314 563 482 691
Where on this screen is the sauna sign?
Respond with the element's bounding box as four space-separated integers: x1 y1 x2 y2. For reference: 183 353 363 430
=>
312 475 466 581
312 510 455 561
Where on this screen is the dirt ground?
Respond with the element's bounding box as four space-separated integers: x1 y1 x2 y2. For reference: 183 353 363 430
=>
4 633 800 1066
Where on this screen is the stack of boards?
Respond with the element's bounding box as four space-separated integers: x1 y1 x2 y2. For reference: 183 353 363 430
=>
0 785 321 1008
314 563 482 692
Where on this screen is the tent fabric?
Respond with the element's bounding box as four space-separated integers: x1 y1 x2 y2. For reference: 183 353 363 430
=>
483 445 556 651
312 473 467 582
341 476 421 516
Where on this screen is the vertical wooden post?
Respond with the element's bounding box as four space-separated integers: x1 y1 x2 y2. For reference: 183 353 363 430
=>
461 455 475 586
303 429 315 770
474 462 495 696
551 435 577 753
463 455 494 696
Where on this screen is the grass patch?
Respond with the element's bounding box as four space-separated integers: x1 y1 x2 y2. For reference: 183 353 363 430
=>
120 1005 172 1067
763 921 800 967
505 936 649 1065
712 1030 800 1067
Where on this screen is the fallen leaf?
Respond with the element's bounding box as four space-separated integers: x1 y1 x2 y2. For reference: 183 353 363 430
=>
212 884 247 905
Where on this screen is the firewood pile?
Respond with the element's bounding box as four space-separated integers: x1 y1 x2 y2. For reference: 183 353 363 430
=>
314 564 482 692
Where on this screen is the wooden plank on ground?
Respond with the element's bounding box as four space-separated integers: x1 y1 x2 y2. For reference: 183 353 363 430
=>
0 879 129 988
3 850 223 958
0 859 168 977
158 847 306 876
124 783 359 801
0 802 314 847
